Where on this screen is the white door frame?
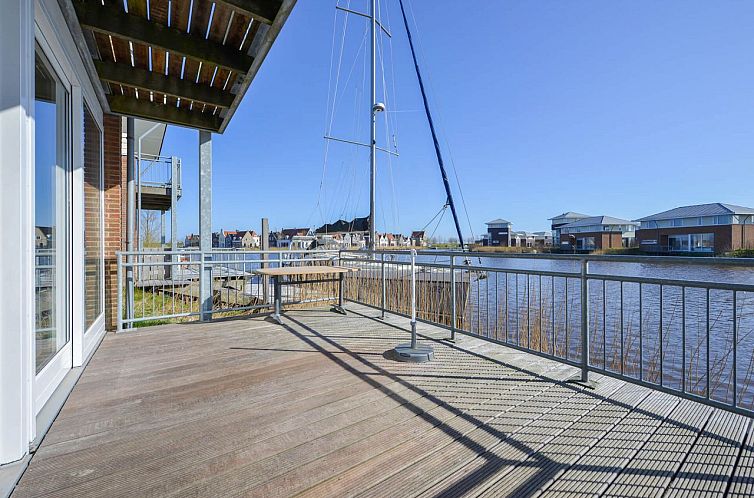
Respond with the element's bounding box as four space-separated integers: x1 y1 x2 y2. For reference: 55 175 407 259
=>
0 0 106 465
0 0 36 466
33 0 107 411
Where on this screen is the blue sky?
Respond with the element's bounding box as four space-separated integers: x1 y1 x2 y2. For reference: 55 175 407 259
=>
162 0 754 240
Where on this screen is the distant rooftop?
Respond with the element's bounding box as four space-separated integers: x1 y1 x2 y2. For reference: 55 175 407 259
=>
549 211 591 221
562 215 636 228
316 216 369 234
486 218 511 225
636 203 754 222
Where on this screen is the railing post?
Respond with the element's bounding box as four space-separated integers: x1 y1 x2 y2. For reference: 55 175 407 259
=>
199 254 208 321
450 254 456 341
580 258 589 382
380 252 386 318
410 248 417 348
338 249 344 305
117 252 123 332
126 252 134 329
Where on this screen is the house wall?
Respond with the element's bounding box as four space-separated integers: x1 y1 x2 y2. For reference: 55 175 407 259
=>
563 231 625 251
487 228 510 246
637 225 754 254
103 115 126 330
731 225 754 251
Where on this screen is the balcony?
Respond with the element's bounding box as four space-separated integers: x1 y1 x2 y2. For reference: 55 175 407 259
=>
136 154 182 212
11 245 754 497
12 304 753 496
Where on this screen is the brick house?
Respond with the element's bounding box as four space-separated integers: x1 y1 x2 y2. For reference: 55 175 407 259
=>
482 219 513 246
220 230 260 248
410 230 427 247
636 203 754 254
559 216 638 251
549 212 590 246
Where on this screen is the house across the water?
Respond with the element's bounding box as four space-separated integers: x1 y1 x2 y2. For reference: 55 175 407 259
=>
481 219 552 248
558 216 638 251
215 230 261 249
549 211 590 246
481 219 513 246
636 203 754 254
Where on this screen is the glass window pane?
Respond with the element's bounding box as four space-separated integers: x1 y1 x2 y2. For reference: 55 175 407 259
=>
83 103 103 329
690 233 714 252
35 46 69 373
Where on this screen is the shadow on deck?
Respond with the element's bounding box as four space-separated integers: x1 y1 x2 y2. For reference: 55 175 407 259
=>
11 304 754 497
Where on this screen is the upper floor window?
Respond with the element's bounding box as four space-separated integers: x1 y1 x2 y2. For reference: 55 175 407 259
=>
716 215 732 225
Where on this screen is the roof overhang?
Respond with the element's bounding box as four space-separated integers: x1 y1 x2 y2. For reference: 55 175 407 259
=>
127 118 167 156
61 0 296 133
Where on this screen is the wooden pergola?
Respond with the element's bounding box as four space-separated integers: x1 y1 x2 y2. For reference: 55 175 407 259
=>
64 0 295 132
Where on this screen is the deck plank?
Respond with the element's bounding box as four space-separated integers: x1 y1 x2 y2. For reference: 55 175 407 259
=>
601 399 714 497
10 304 749 498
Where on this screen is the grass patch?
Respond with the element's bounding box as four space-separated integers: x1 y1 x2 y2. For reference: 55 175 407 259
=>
728 249 754 258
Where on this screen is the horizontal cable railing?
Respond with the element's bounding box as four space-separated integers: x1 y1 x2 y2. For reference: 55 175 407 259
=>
117 249 339 330
340 249 754 416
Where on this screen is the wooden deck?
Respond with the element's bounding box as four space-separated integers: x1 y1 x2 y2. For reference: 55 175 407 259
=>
12 304 754 497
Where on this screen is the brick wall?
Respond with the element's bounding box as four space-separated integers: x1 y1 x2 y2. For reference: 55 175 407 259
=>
565 231 626 251
103 114 125 330
636 225 737 254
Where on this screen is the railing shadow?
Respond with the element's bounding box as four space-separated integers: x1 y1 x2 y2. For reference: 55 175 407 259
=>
276 309 750 497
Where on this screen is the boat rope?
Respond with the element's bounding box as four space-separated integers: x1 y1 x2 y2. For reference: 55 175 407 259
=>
427 205 448 242
311 0 350 227
420 203 448 234
397 0 465 250
377 0 399 230
404 0 478 248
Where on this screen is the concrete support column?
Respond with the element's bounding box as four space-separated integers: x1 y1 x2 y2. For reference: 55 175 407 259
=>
0 0 34 463
261 218 269 304
199 131 212 320
170 157 178 254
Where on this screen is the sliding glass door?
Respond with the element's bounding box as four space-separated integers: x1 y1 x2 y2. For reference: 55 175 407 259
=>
34 44 71 395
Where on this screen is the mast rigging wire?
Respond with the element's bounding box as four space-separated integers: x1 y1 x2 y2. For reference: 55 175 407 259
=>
405 0 477 246
397 0 465 250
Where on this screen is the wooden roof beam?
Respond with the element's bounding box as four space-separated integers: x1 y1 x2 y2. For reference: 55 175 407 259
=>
95 60 234 108
107 95 222 132
216 0 283 25
75 0 253 74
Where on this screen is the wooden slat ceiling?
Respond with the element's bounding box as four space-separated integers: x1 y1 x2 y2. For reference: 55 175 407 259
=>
72 0 288 132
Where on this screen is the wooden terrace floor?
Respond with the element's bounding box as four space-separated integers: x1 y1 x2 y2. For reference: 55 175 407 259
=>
12 304 754 497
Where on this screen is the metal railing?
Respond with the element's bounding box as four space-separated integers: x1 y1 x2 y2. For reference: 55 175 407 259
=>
117 249 339 331
138 154 181 191
116 246 754 415
339 249 754 416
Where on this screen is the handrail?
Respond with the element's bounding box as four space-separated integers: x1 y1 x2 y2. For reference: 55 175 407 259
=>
339 248 754 416
117 249 341 332
116 247 754 416
340 247 754 267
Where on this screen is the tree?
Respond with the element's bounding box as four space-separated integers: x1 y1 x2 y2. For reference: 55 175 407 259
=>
140 210 161 248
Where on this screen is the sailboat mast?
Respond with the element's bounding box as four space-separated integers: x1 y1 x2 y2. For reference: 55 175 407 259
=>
397 0 465 250
368 0 377 252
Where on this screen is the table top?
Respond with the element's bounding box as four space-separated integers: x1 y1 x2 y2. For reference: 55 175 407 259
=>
252 265 358 277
